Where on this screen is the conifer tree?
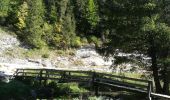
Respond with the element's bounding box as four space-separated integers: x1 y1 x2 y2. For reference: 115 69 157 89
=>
86 0 99 28
0 0 10 24
25 0 46 49
99 0 170 94
0 0 10 17
15 1 28 30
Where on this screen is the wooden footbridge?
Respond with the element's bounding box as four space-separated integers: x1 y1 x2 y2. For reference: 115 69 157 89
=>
13 68 170 100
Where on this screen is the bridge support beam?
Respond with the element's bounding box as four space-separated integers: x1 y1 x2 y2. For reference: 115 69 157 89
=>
39 70 43 86
95 83 99 96
147 81 152 100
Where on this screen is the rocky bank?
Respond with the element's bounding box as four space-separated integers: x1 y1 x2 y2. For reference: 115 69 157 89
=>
0 27 145 79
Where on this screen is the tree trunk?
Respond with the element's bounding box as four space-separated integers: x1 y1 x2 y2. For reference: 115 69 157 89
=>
148 31 163 93
101 32 105 42
151 49 163 93
163 67 170 94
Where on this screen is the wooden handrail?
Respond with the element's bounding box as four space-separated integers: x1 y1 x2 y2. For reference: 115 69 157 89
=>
13 68 170 100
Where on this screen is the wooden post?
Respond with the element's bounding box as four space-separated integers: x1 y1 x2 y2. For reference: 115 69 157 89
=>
147 81 152 100
92 72 99 96
95 83 99 96
44 70 48 86
60 71 66 82
15 69 19 76
23 69 24 76
39 70 43 86
92 72 95 87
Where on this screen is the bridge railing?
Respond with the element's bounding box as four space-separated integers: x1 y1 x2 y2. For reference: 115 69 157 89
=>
14 68 94 83
13 68 170 100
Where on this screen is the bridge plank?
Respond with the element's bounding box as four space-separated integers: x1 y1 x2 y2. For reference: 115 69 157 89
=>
95 81 147 93
151 93 170 99
97 73 149 83
95 78 148 89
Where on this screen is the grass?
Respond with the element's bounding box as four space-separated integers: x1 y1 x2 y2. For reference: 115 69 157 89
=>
2 44 77 60
72 59 84 66
4 47 76 59
56 82 88 94
3 47 26 58
54 49 75 56
23 47 50 59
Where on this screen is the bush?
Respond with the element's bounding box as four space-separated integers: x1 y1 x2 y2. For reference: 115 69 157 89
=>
47 82 88 97
0 80 31 99
57 83 82 94
51 34 65 49
88 35 101 46
81 37 88 45
71 36 82 48
42 53 50 58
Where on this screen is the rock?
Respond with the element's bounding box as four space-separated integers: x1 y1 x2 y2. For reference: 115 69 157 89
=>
75 47 113 67
41 59 52 67
27 59 41 64
0 32 19 54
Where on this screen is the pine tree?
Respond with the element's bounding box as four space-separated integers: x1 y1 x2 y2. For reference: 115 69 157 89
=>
25 0 46 49
0 0 10 24
99 0 170 94
0 0 10 17
52 0 77 49
86 0 99 28
15 1 28 30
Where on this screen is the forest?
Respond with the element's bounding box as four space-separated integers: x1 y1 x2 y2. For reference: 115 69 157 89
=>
0 0 170 97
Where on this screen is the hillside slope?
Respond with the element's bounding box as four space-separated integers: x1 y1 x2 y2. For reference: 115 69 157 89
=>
0 27 114 77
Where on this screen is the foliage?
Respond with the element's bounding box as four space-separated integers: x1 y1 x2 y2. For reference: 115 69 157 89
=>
24 47 49 58
56 83 87 95
0 0 102 49
88 35 101 46
0 0 10 17
24 0 46 49
0 0 169 95
15 1 28 30
61 2 77 49
85 0 99 28
0 80 30 99
98 0 170 94
42 53 49 58
71 36 82 48
47 82 88 97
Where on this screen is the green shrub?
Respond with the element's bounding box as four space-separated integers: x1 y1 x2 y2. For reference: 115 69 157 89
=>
88 35 101 46
24 47 49 58
51 34 66 49
71 36 82 48
57 83 81 94
0 80 30 99
42 53 50 58
47 82 88 97
81 37 88 45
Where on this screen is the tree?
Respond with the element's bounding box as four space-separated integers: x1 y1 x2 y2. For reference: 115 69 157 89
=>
0 0 10 24
85 0 99 28
0 0 10 17
24 0 46 49
50 0 76 49
15 1 28 30
99 0 170 94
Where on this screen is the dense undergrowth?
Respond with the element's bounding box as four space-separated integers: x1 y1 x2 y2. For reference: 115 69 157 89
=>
0 75 147 100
